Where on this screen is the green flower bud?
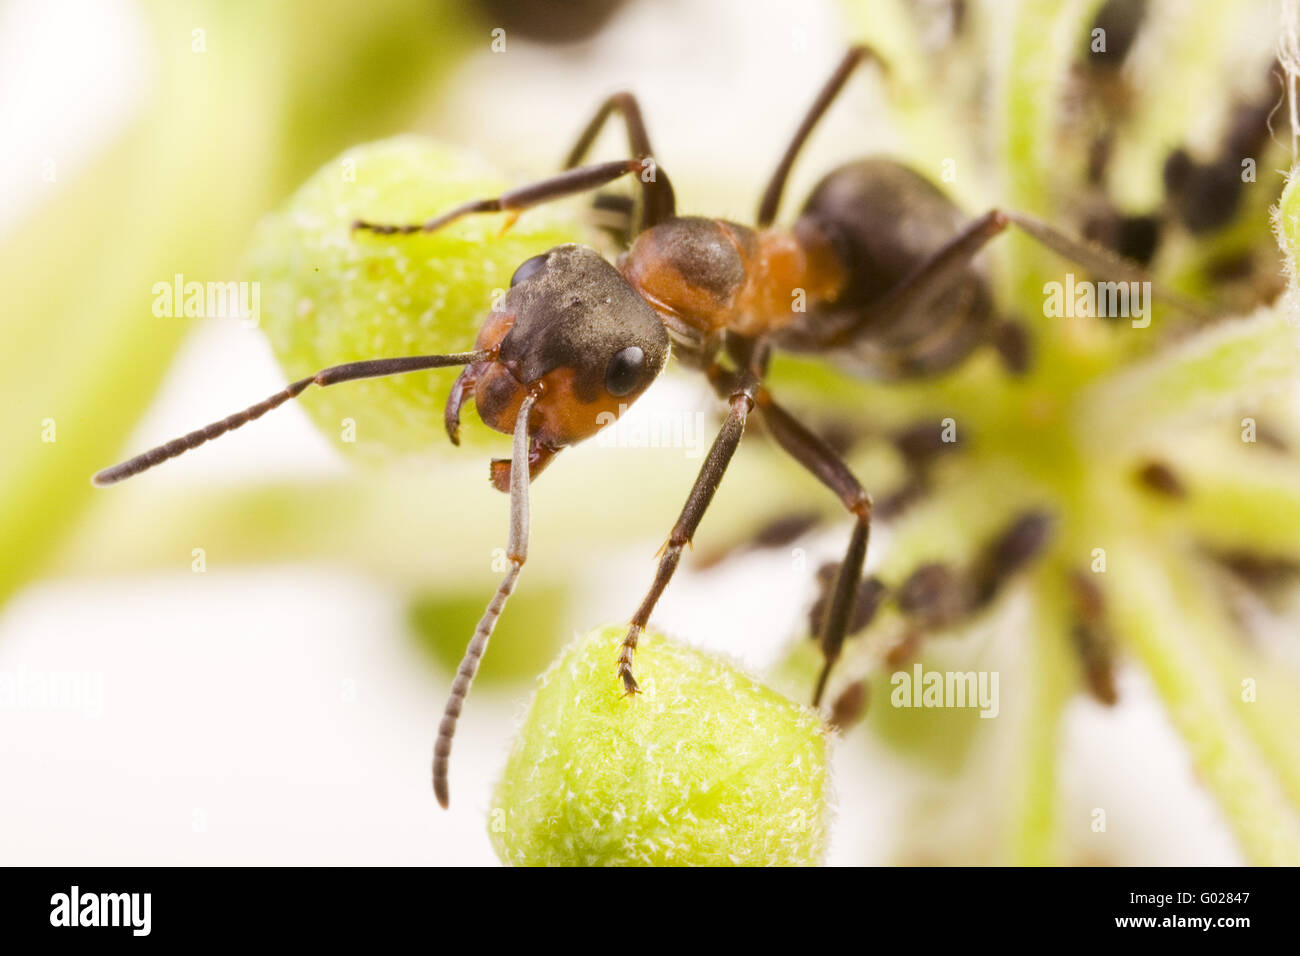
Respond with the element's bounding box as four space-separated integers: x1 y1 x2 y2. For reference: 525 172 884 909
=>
491 625 831 866
1276 165 1300 287
246 136 589 456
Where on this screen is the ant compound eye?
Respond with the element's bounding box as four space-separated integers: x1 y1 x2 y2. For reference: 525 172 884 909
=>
510 254 549 287
605 345 645 397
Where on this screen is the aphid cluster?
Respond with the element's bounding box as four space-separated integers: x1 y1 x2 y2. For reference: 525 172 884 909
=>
1074 0 1288 306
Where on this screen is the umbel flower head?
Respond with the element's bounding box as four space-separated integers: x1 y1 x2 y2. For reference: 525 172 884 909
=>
481 1 1300 866
747 0 1300 865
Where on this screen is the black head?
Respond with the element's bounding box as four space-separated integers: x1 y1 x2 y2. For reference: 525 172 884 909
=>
471 244 670 447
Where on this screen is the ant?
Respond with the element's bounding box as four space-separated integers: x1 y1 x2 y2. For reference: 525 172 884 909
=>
93 46 1198 808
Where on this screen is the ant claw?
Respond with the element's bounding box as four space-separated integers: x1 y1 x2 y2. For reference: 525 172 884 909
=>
618 663 641 696
498 211 521 237
617 623 642 696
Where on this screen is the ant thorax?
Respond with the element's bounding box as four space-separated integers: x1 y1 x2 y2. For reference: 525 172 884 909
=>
618 216 846 346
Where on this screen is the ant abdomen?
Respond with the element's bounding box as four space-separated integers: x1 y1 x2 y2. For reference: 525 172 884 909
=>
783 158 995 378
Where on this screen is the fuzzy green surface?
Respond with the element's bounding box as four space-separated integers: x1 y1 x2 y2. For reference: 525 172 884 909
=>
1277 165 1300 284
491 625 831 866
246 136 589 456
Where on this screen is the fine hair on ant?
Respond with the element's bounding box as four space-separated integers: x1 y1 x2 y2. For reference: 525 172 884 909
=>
94 46 1207 808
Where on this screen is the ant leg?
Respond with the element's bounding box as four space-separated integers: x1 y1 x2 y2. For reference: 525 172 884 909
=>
562 92 675 229
92 351 489 485
351 159 663 236
755 392 872 708
488 439 558 493
1000 210 1212 320
704 352 872 706
828 208 1210 351
432 391 537 809
564 92 654 167
617 373 758 694
815 210 1010 350
757 44 889 227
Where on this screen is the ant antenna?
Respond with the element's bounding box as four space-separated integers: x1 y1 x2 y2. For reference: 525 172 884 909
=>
433 390 537 808
91 351 489 486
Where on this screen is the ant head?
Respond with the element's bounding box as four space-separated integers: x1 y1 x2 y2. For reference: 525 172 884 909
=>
470 244 669 447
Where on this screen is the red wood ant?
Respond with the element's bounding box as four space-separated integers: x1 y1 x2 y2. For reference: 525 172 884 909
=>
93 47 1195 808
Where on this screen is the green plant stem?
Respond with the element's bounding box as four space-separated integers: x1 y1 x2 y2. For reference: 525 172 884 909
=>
997 0 1108 313
1105 536 1300 864
1006 567 1074 864
1156 442 1300 560
1075 304 1300 452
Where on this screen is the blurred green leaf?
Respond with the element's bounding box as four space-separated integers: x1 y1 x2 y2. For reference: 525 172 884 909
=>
0 0 477 611
409 585 569 683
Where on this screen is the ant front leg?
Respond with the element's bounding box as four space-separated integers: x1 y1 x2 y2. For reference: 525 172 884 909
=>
617 373 758 694
351 159 658 236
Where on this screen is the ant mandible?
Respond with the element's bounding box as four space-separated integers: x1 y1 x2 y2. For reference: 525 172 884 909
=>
93 46 1194 808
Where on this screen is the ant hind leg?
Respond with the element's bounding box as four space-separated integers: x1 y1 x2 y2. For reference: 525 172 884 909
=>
1000 210 1213 321
830 207 1214 356
757 44 890 227
754 392 873 708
